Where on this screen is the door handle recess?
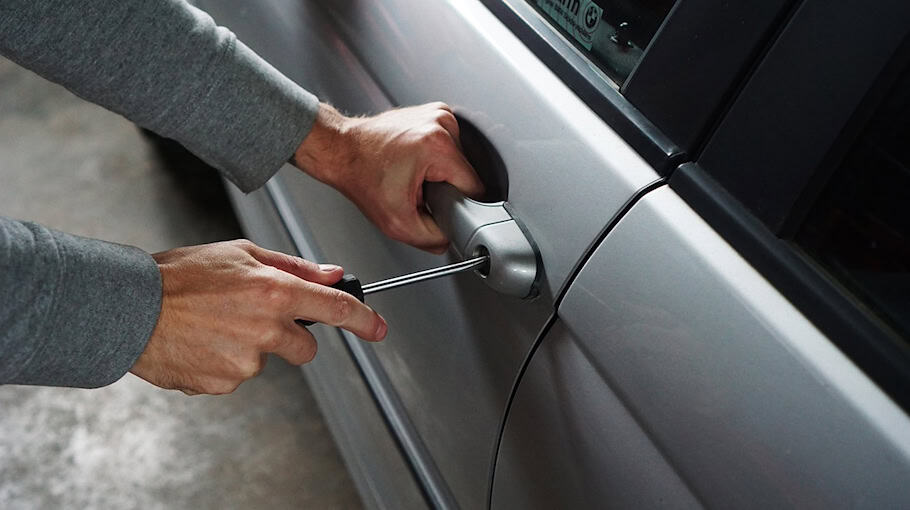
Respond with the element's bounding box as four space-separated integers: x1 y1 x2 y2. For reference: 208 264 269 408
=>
425 183 539 299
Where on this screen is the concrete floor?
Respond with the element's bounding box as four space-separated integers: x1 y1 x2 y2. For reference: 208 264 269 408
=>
0 58 362 509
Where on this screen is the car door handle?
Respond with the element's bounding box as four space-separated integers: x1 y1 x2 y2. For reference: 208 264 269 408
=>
425 182 539 298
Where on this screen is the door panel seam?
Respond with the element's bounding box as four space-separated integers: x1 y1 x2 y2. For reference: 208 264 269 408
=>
265 177 457 510
487 177 666 508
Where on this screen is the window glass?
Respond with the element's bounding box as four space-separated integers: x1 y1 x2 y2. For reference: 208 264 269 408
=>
795 62 910 339
528 0 676 85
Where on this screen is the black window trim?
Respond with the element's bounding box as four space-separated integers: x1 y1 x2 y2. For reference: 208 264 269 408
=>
478 0 796 172
479 0 682 173
671 0 910 410
672 164 910 412
624 0 798 156
694 0 910 234
485 0 910 407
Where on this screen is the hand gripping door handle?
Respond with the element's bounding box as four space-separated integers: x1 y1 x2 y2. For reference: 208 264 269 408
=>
425 183 539 299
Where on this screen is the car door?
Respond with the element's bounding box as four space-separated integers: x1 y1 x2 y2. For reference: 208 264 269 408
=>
493 0 910 507
195 0 798 507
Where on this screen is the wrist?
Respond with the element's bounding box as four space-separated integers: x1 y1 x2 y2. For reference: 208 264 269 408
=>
292 103 356 185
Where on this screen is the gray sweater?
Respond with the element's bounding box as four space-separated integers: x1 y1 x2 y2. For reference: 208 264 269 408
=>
0 0 319 387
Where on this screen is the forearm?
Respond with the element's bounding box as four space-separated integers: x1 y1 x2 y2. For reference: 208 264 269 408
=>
292 103 354 187
0 0 318 191
0 217 161 388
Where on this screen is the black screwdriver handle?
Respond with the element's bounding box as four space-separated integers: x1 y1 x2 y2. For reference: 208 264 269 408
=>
295 274 365 327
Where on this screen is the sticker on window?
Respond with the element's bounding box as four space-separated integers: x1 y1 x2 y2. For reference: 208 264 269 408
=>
535 0 604 50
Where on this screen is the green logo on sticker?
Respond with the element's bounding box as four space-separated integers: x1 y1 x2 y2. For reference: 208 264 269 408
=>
574 1 603 47
584 5 599 29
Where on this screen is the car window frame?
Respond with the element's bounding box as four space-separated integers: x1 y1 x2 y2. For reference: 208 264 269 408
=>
670 0 910 410
478 0 797 171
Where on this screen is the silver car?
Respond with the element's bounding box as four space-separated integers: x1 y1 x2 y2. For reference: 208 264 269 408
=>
194 0 910 508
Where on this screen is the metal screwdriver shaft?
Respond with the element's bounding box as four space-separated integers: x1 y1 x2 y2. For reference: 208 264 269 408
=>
361 255 489 295
297 255 490 327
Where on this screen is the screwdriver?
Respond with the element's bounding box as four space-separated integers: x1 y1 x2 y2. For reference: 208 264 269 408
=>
296 255 490 326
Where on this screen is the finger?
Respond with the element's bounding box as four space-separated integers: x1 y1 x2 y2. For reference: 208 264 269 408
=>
434 109 460 142
412 209 449 254
244 243 344 284
427 149 486 199
203 378 242 395
386 204 449 253
291 280 388 341
429 101 453 114
271 324 318 365
184 377 241 395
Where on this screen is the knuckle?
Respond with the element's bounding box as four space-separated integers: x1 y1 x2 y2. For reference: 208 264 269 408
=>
385 222 411 243
217 380 242 395
265 287 288 307
382 215 406 240
259 326 283 351
435 110 456 125
298 340 318 364
302 348 317 364
233 238 256 251
198 378 237 395
256 271 290 306
238 358 264 379
329 291 353 325
422 126 451 147
293 256 318 273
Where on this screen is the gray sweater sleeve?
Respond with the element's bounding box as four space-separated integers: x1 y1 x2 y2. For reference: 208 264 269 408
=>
0 0 320 387
0 0 319 192
0 218 162 388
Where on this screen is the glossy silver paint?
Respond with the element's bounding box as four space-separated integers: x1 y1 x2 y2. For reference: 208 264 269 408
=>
425 183 538 298
493 186 910 508
493 319 702 509
204 0 910 507
198 0 661 507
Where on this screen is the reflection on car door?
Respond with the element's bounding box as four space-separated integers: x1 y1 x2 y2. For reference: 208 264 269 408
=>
198 0 660 507
494 186 910 507
493 0 910 506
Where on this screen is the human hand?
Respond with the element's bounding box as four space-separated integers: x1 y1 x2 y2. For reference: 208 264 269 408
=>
130 240 387 395
293 102 485 253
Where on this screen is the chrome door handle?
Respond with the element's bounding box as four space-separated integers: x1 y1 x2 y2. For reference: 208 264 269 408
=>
425 183 539 299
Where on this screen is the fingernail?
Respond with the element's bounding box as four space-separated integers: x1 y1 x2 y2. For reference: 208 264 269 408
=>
319 264 342 272
374 317 388 340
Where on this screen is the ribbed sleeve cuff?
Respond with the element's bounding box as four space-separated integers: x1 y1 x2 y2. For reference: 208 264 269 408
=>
5 224 162 388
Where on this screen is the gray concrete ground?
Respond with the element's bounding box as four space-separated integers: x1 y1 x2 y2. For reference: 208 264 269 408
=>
0 58 362 509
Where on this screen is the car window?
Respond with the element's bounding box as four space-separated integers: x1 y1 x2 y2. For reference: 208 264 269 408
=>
528 0 677 84
795 62 910 339
666 2 910 409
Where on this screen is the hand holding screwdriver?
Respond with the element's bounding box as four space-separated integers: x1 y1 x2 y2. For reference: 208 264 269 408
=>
296 255 489 326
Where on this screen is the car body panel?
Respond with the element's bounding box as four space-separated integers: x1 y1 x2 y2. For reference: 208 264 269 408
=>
224 183 425 510
311 0 662 296
201 0 910 507
198 0 662 507
493 185 910 508
492 320 702 509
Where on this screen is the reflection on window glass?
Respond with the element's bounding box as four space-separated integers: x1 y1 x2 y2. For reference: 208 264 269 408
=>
796 62 910 339
528 0 677 85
